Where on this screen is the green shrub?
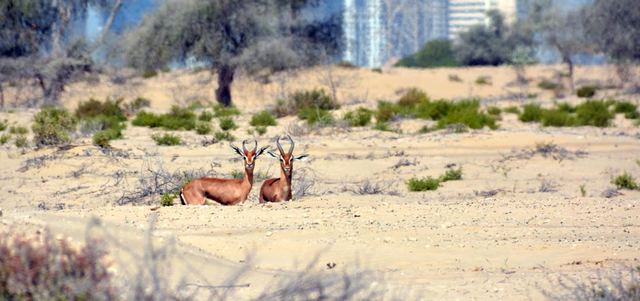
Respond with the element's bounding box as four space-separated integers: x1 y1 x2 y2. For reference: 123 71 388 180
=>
448 74 463 82
556 102 576 113
375 101 397 123
214 131 235 142
436 100 497 130
504 106 520 114
576 100 613 127
343 108 373 127
75 98 126 121
195 122 212 135
612 101 639 119
395 40 460 68
199 111 214 122
14 135 28 148
212 104 241 117
475 76 492 85
576 85 597 98
230 170 244 179
440 168 463 182
250 111 277 127
538 79 561 90
152 133 182 146
123 97 151 115
187 100 207 111
486 106 502 116
519 103 544 123
9 125 28 135
541 109 577 127
0 133 9 145
254 126 267 136
133 106 196 131
92 129 122 148
398 88 429 107
219 117 237 131
32 107 78 146
298 108 335 126
407 177 440 191
142 69 158 78
160 193 175 206
373 122 393 132
0 119 7 131
612 172 638 190
274 89 339 117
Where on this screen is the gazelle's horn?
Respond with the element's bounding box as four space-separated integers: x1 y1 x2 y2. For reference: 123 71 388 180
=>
252 139 257 151
242 140 248 153
276 136 285 154
286 134 294 154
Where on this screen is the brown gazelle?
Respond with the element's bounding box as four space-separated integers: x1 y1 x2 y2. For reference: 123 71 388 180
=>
259 135 308 203
180 140 268 206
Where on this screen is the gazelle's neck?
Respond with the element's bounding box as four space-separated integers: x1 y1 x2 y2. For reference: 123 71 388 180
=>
244 168 254 186
279 168 292 197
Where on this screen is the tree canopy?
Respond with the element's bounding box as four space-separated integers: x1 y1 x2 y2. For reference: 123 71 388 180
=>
126 0 341 106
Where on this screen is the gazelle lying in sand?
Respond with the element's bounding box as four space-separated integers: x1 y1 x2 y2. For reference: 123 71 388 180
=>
259 135 308 203
180 140 268 205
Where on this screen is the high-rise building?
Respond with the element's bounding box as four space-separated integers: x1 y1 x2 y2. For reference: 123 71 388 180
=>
447 0 518 39
342 0 387 67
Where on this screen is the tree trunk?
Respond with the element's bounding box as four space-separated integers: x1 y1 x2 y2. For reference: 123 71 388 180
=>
563 55 575 93
0 83 4 108
215 66 235 107
95 0 123 48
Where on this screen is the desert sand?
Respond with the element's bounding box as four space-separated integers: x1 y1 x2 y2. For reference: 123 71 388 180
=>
1 65 639 300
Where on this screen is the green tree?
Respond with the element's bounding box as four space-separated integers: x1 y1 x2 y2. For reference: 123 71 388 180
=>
126 0 340 107
395 40 459 68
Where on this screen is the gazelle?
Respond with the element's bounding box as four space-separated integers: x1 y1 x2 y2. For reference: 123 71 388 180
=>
180 140 268 206
259 135 308 203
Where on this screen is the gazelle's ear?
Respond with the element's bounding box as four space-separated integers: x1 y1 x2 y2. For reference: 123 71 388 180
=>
255 146 269 158
267 151 279 159
230 144 245 157
294 154 309 161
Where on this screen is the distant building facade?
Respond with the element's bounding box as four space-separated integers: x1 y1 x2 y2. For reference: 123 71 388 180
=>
447 0 518 39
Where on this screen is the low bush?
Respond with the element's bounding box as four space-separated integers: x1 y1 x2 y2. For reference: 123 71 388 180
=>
575 100 613 127
123 97 151 115
298 108 335 127
612 100 639 119
9 125 28 135
504 106 520 114
0 119 6 131
0 230 116 300
142 69 158 78
373 122 394 132
395 40 460 68
254 126 267 136
195 122 212 135
14 135 28 148
449 74 463 82
475 76 492 85
250 111 277 127
199 110 214 122
133 106 196 131
541 109 577 127
612 172 638 190
576 85 597 98
274 89 340 117
160 193 175 206
32 107 78 147
556 102 576 113
219 117 237 131
375 101 396 123
214 131 235 142
486 106 502 116
92 129 121 148
538 79 561 90
519 103 544 123
440 168 463 182
75 98 126 121
343 108 373 127
152 133 181 146
407 177 440 191
436 100 497 130
212 104 240 117
0 134 9 145
398 88 429 107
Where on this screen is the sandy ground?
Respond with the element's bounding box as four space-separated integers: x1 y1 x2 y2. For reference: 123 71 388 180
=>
1 65 640 300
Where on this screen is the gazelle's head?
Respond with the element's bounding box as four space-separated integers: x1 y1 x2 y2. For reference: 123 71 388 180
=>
268 135 308 176
231 140 268 171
